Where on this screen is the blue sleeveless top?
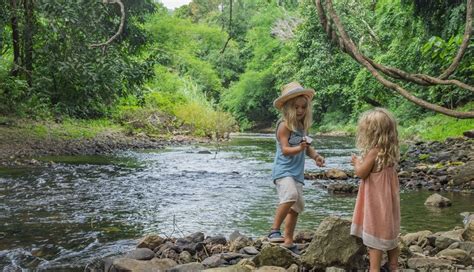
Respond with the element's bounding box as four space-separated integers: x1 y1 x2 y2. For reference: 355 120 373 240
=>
272 121 306 184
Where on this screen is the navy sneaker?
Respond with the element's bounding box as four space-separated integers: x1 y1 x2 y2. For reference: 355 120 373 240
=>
267 229 284 242
281 244 301 255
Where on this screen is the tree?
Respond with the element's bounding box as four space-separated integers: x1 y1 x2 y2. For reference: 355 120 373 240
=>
315 0 473 118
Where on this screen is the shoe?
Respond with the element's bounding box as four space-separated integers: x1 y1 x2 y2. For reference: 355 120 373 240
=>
267 229 284 242
281 244 300 255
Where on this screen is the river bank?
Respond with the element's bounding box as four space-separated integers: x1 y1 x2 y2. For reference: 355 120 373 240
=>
89 214 474 271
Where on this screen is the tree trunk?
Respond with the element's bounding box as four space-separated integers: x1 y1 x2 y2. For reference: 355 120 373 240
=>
9 0 20 77
23 0 34 85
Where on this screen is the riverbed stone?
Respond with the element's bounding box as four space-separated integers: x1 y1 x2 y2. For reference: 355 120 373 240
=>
202 254 228 268
109 257 177 272
463 217 474 242
167 262 205 272
253 244 300 268
325 169 348 179
435 236 458 250
294 230 314 243
204 235 227 245
407 257 453 270
436 248 472 266
424 193 452 207
401 230 433 246
203 264 252 272
452 161 474 186
409 245 423 253
301 216 366 269
178 251 193 264
239 246 259 255
229 236 252 252
124 248 155 260
459 241 474 256
137 234 166 250
255 266 286 272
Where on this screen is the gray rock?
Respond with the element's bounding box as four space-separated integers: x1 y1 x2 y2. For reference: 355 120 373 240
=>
437 248 472 266
109 257 177 272
137 234 166 250
459 241 474 256
325 267 346 272
203 264 252 272
463 216 474 242
202 254 227 268
253 245 300 268
435 236 458 250
409 245 423 253
452 161 474 186
254 267 286 271
229 236 252 252
239 246 259 255
186 232 205 243
407 257 453 269
294 230 315 243
166 262 205 272
424 193 452 207
229 230 243 242
124 248 155 260
204 235 227 245
401 230 432 246
179 251 194 264
301 217 366 269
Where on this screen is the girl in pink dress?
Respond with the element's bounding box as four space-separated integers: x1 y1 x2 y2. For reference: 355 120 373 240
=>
350 108 400 272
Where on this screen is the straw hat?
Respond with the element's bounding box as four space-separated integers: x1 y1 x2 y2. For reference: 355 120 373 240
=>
273 82 315 110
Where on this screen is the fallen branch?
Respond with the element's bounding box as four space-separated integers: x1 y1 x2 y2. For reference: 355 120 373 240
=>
90 0 125 48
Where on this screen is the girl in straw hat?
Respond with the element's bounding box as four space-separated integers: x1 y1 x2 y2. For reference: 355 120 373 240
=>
268 82 325 254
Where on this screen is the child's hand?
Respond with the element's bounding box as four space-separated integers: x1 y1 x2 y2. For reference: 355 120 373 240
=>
315 155 325 167
351 154 360 165
299 140 310 150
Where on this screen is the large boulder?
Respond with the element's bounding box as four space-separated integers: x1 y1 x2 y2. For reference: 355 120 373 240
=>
108 257 177 272
424 193 452 207
124 248 155 260
252 244 300 268
301 217 366 270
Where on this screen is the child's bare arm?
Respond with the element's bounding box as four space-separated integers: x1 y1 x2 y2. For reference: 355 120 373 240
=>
277 122 309 156
351 148 379 179
306 146 325 167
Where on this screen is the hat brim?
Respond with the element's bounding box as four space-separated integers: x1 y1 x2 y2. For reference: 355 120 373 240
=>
273 88 315 110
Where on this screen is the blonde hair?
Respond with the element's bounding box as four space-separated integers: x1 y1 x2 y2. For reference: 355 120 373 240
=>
281 95 312 132
356 108 399 170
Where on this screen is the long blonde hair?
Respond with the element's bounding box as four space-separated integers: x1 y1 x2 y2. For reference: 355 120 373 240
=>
281 95 312 132
356 108 399 169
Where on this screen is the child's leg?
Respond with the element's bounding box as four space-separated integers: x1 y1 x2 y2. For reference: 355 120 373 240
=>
368 248 383 272
387 246 399 271
283 208 298 246
271 201 296 230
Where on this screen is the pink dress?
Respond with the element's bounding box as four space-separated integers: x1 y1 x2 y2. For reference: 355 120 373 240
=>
350 166 400 250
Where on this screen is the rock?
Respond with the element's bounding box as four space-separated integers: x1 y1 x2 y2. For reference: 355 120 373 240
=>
286 264 299 272
204 235 227 245
409 245 423 253
424 193 452 207
167 262 205 272
459 241 474 256
435 236 458 250
436 248 472 266
255 266 286 271
124 248 155 260
401 230 433 246
186 232 205 243
109 257 177 272
239 246 259 255
301 217 366 269
229 230 244 242
202 254 227 268
325 267 346 272
398 171 410 178
448 242 460 249
462 216 474 242
229 236 252 252
203 265 252 272
463 130 474 138
137 234 166 250
407 257 453 269
452 161 474 186
198 150 212 154
253 245 300 268
294 230 314 243
179 251 193 264
325 169 348 180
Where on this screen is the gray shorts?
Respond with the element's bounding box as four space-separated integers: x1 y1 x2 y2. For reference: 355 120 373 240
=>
275 176 304 213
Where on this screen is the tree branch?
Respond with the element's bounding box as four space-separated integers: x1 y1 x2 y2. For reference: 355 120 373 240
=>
220 0 233 54
321 0 474 119
90 0 125 48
